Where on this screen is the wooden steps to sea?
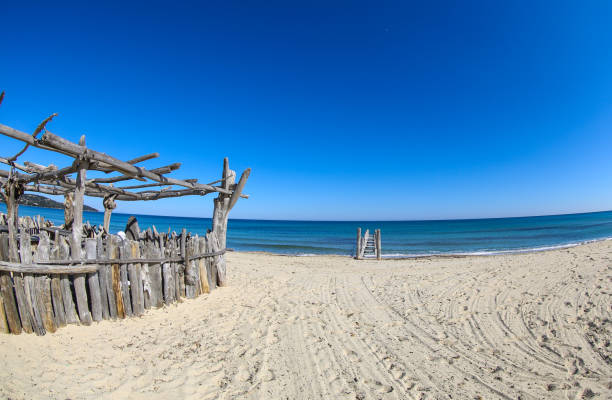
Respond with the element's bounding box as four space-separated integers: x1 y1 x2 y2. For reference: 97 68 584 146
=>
355 228 382 260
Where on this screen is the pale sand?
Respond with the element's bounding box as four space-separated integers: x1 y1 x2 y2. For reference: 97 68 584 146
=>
1 241 611 400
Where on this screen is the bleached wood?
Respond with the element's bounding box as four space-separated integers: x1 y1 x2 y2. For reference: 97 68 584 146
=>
86 239 102 322
107 235 120 319
96 235 110 319
13 275 34 333
120 240 133 317
37 275 56 333
148 243 163 308
0 272 21 334
24 274 45 335
356 227 362 259
128 240 144 316
198 237 210 294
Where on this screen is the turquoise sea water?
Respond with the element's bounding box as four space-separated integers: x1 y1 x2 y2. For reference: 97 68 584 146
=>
2 205 612 256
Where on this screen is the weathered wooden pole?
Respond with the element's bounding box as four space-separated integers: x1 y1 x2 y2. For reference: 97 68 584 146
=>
1 178 23 262
376 229 382 260
211 158 251 249
211 158 235 250
63 192 74 230
102 194 117 233
210 158 250 287
360 229 369 259
71 135 92 325
356 227 362 259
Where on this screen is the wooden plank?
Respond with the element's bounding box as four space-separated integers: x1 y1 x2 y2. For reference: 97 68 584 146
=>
37 276 56 333
171 236 181 301
119 241 132 317
184 236 196 298
161 236 174 305
0 233 18 334
20 230 33 265
0 294 8 333
70 157 92 326
4 182 21 262
55 236 77 325
96 235 110 320
0 272 21 334
142 242 152 309
192 236 201 296
212 232 227 287
128 240 143 316
205 232 217 291
148 243 163 308
86 239 102 322
24 274 45 335
178 229 187 298
108 235 120 319
356 227 362 259
0 261 98 274
50 276 66 327
198 237 210 294
13 275 34 333
49 234 66 328
359 229 369 259
73 273 92 325
34 232 57 332
0 233 8 262
376 229 382 260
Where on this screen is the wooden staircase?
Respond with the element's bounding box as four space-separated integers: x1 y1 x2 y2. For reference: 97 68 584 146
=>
355 228 382 259
363 234 376 257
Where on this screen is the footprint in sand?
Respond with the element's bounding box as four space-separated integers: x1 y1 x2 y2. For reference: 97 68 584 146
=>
363 378 394 393
262 369 275 382
344 349 361 362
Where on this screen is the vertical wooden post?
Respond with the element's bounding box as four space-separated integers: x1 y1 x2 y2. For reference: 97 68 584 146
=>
96 234 110 320
2 180 23 262
211 158 235 250
356 227 362 259
376 229 382 260
86 238 102 322
102 194 117 233
71 136 92 325
63 192 74 230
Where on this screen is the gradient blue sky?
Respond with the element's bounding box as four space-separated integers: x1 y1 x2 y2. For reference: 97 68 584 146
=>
1 1 611 220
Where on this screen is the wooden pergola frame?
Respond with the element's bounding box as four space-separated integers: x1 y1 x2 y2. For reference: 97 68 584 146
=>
0 92 250 263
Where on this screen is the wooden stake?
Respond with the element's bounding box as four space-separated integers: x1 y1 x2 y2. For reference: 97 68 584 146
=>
86 239 102 322
102 194 117 233
63 192 74 230
2 180 23 262
356 227 362 259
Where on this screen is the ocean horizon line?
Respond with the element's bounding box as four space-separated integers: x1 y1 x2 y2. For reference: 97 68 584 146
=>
87 208 612 224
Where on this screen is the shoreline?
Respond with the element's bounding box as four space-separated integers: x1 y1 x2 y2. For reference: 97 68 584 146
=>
232 235 612 259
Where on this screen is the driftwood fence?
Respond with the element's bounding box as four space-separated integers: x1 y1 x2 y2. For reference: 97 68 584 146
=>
355 228 382 260
0 213 228 335
0 91 250 335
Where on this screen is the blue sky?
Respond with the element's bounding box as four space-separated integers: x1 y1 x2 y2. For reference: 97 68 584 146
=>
1 1 611 220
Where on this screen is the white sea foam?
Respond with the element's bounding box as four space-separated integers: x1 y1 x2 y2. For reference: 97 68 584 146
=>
376 236 612 258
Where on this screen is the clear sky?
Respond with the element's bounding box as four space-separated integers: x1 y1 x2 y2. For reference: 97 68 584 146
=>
1 1 611 220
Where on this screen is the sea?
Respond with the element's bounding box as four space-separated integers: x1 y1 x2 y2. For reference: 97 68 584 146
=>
2 204 612 257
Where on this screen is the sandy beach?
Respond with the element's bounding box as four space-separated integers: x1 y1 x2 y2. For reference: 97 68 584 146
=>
1 240 610 399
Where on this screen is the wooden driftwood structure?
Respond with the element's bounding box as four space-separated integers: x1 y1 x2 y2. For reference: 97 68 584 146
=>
0 92 250 335
355 228 381 260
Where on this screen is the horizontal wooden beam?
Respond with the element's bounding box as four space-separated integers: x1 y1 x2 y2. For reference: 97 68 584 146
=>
39 131 239 195
91 163 181 183
0 124 249 200
0 260 98 274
